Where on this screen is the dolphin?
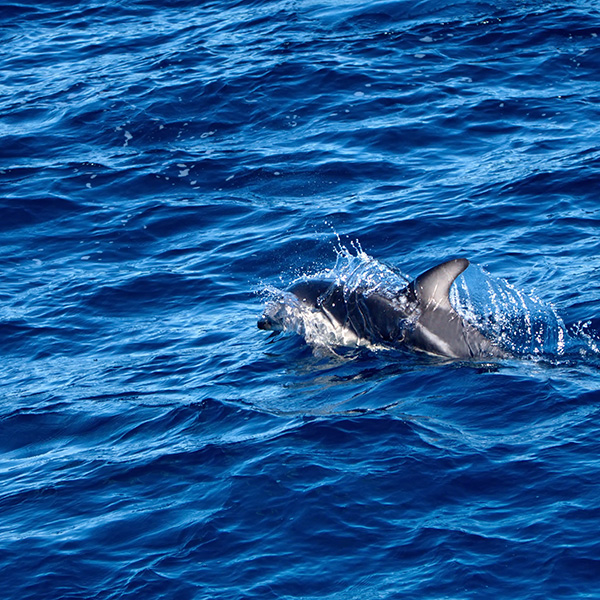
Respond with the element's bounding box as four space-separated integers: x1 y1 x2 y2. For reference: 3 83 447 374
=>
258 258 507 359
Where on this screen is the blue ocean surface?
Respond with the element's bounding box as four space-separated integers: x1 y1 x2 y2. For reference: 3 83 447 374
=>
2 1 600 598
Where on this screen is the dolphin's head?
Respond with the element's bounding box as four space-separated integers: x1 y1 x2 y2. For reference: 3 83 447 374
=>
257 298 286 331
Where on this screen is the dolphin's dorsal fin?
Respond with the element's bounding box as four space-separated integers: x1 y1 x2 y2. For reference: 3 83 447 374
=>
410 258 469 311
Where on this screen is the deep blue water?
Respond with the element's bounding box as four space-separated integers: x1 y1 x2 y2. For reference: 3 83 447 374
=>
2 1 600 598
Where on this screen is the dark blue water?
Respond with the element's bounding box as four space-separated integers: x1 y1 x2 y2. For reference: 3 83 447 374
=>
2 1 600 598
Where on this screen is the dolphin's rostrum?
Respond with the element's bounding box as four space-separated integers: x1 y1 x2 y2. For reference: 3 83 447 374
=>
258 258 507 359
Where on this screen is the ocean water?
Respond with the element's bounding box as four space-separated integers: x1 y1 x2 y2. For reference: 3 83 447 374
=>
2 1 600 598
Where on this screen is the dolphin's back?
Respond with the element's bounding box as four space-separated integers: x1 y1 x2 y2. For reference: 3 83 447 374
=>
289 280 402 342
407 258 506 358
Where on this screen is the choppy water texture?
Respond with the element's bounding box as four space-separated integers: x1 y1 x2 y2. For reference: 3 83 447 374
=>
2 1 600 598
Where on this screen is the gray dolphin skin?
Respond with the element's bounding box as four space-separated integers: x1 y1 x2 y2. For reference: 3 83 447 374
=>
258 258 507 359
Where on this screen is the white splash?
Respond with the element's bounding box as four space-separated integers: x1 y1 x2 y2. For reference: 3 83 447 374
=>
261 244 578 359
